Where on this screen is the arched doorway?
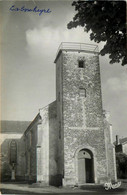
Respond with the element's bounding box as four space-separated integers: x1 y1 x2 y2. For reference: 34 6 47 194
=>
78 149 94 183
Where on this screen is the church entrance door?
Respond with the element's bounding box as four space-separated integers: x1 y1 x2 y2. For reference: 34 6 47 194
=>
78 149 94 184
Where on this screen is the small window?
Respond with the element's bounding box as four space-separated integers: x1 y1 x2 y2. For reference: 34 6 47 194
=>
79 88 86 97
78 60 84 68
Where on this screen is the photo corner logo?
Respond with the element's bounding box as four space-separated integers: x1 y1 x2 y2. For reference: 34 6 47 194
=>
104 181 121 190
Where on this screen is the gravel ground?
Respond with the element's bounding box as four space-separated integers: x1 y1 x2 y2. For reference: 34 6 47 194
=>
0 179 127 195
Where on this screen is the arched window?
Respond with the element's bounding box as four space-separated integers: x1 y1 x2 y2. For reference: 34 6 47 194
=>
10 140 17 165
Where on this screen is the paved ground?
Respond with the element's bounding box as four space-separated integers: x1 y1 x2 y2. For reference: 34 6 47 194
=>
0 180 127 195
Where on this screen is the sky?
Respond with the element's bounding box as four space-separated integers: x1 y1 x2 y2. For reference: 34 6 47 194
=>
0 0 127 140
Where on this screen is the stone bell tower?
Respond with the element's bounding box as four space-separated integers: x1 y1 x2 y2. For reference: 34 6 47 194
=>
54 42 117 186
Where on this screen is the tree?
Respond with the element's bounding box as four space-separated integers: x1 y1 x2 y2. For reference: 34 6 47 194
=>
67 1 126 66
116 153 127 179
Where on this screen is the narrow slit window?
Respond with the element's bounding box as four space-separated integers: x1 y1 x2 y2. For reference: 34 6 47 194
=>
58 92 60 101
78 60 85 68
29 131 32 146
59 121 61 139
79 88 86 97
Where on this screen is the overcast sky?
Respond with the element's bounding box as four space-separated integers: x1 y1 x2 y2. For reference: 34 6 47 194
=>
1 1 127 140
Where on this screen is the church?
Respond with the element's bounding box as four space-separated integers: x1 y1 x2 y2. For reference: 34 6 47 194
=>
1 42 117 186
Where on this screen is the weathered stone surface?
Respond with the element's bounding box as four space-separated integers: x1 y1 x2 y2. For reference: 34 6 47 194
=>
0 121 30 181
39 101 58 185
0 133 27 181
55 49 116 186
1 44 116 186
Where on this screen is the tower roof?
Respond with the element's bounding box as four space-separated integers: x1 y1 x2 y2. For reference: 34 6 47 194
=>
54 42 99 63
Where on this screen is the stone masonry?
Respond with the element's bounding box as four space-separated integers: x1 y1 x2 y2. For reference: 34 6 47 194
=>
1 43 117 186
55 44 117 186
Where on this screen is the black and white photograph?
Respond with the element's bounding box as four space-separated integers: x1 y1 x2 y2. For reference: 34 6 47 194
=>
0 0 127 194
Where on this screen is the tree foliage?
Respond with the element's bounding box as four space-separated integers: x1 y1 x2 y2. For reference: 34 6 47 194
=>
68 1 126 66
116 152 127 179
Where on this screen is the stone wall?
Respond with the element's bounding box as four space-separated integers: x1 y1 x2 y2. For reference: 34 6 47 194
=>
48 102 59 185
55 50 116 186
24 116 38 182
123 144 127 154
16 136 26 180
56 53 64 184
23 102 58 185
62 51 103 128
0 121 30 181
0 133 25 181
104 119 117 182
39 101 59 186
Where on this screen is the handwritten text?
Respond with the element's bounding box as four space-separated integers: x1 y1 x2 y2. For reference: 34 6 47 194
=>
104 181 121 190
10 5 51 16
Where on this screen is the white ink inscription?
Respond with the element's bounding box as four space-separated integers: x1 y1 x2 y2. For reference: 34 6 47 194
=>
104 181 121 190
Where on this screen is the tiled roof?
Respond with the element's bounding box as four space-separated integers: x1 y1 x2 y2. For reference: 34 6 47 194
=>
119 137 127 144
114 137 127 145
1 120 31 134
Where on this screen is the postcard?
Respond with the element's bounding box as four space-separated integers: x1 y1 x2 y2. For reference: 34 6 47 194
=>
0 0 127 194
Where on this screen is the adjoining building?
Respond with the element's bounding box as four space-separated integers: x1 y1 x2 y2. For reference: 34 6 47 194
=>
1 43 117 186
114 135 127 154
0 120 31 181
